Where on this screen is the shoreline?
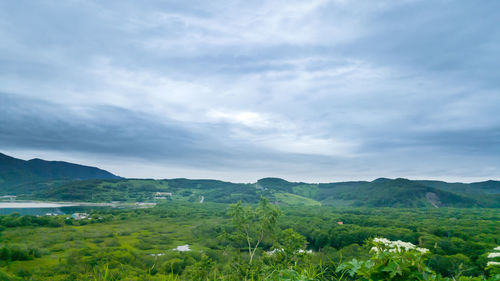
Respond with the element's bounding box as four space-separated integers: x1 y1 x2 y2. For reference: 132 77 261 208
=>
0 200 156 209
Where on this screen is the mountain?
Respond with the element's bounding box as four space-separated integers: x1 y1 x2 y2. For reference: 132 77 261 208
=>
0 152 121 194
22 176 499 208
415 180 500 194
31 178 261 202
260 177 498 208
1 152 498 207
337 178 477 207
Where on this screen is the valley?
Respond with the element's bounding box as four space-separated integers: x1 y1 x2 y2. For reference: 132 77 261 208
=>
1 153 499 280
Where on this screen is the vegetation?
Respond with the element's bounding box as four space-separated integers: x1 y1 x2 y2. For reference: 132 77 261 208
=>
8 177 498 208
27 179 267 203
2 153 499 207
0 200 499 280
1 154 499 279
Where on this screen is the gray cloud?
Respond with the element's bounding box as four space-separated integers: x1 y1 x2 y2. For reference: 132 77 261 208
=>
0 94 198 158
0 0 499 182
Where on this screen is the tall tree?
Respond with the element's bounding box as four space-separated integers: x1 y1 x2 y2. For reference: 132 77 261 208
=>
228 197 280 265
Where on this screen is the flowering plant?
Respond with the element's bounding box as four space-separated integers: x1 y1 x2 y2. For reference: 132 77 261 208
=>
486 246 500 277
337 238 438 280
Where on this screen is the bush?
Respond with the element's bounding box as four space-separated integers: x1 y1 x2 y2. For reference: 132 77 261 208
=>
338 238 436 280
337 238 500 281
0 245 41 261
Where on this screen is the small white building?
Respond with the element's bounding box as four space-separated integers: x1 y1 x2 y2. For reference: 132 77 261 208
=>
155 192 172 196
154 192 172 200
72 213 89 220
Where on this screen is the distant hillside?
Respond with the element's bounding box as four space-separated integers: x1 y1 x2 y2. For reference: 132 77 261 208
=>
31 178 266 203
259 177 498 208
416 180 500 194
257 177 306 192
341 178 477 207
0 152 121 194
2 152 499 207
22 176 499 208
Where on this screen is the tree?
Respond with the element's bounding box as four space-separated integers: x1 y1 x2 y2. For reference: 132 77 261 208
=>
227 197 280 265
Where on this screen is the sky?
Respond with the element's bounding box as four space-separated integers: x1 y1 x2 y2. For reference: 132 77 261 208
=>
1 0 499 183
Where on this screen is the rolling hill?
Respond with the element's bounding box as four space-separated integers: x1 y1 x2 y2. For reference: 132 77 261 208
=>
32 178 263 203
17 177 500 208
1 152 499 207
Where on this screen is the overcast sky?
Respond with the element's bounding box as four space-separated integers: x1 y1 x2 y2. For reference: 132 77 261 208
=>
1 0 499 183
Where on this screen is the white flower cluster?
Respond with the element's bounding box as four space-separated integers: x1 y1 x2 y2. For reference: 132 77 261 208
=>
371 237 429 254
266 248 284 255
298 249 313 254
266 248 313 255
488 252 500 259
487 246 500 267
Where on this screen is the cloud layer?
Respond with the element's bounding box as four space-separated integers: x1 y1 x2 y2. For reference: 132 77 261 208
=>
1 0 499 182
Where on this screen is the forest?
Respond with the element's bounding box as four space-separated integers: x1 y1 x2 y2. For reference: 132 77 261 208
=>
0 199 499 280
6 177 500 208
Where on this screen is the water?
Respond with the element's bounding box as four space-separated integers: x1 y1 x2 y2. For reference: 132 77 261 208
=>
0 202 111 216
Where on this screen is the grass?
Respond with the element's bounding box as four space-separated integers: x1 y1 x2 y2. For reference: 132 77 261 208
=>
291 184 319 199
0 212 212 280
274 193 321 206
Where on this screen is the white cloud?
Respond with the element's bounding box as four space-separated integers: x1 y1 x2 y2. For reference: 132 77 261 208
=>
258 135 358 157
206 110 270 128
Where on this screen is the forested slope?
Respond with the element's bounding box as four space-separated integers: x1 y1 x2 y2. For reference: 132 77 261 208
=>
2 152 498 207
18 177 500 207
0 152 120 194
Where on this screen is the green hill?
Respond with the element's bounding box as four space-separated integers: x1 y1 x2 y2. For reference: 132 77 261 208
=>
2 152 499 207
257 177 303 192
30 178 267 203
16 176 500 207
416 179 500 194
0 152 121 195
343 178 478 208
253 178 499 208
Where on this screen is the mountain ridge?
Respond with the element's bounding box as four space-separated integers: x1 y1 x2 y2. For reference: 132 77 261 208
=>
1 152 499 207
0 152 121 194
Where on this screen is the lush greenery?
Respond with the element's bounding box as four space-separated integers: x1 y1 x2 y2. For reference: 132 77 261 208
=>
9 177 499 208
28 179 267 203
0 200 499 280
1 154 499 279
2 152 499 207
